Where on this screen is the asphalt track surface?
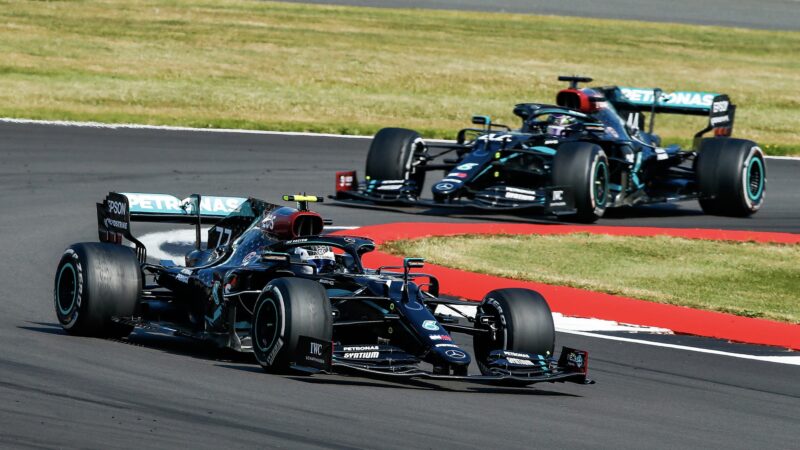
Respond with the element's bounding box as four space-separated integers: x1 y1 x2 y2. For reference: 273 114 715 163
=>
279 0 800 31
1 122 799 449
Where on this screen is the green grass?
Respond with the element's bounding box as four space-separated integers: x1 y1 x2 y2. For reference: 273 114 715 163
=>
384 234 800 323
1 0 799 155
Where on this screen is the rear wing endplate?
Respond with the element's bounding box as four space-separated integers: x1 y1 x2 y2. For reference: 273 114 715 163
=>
97 192 247 262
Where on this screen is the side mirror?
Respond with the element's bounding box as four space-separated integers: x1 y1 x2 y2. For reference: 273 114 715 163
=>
261 251 291 264
401 258 424 301
625 112 641 134
404 257 424 270
471 115 491 128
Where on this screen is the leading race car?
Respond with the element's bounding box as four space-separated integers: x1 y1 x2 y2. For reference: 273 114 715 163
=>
333 75 766 222
54 192 591 387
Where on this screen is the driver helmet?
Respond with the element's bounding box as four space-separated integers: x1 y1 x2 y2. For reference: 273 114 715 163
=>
546 114 578 137
292 245 336 273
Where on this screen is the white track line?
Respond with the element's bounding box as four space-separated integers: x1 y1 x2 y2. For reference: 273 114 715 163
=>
0 117 372 139
0 117 445 143
437 306 799 366
561 330 800 366
435 305 672 334
4 117 791 159
762 155 800 160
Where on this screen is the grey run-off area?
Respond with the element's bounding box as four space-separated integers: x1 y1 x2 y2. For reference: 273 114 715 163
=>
0 122 798 448
280 0 800 31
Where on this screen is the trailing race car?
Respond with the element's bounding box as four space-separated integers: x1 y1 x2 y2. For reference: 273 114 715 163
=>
334 75 766 222
54 192 591 387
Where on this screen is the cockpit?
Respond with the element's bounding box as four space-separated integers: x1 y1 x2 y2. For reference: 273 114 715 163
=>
555 87 630 141
286 243 362 275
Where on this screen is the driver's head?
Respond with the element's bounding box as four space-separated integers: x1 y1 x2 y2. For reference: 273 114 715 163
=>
546 114 578 137
292 245 336 273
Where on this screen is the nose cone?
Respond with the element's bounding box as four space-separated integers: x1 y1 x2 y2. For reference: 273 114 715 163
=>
432 180 461 196
435 346 471 366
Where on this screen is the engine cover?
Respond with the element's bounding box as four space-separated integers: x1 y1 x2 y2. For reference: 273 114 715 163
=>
260 206 323 239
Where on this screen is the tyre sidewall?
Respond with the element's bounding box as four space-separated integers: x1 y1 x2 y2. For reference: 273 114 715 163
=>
365 128 424 194
252 283 288 369
251 278 332 372
697 138 766 216
54 243 140 336
473 288 555 375
553 142 609 222
589 149 609 217
55 248 87 330
739 145 766 212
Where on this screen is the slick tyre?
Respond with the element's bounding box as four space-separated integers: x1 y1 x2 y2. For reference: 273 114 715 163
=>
365 128 425 196
473 288 555 376
696 138 766 216
54 243 141 338
552 141 609 223
251 278 332 373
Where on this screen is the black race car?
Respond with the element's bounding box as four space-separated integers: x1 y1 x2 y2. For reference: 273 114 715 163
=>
333 75 766 222
54 192 591 387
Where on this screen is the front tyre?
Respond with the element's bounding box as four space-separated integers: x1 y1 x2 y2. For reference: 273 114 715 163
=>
473 288 555 375
54 243 141 337
251 278 332 373
696 138 766 216
552 142 609 223
365 128 425 197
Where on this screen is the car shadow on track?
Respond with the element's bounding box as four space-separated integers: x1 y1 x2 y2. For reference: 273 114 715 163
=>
282 374 581 397
19 322 69 335
217 352 581 396
20 322 254 364
214 363 265 374
601 204 704 219
122 332 254 363
24 322 581 396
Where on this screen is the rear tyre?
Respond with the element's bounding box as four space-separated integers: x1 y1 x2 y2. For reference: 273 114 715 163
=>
251 278 332 373
552 141 609 222
54 243 141 337
696 138 766 216
473 288 555 376
365 128 425 196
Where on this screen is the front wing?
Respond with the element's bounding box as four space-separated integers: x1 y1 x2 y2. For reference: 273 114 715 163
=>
329 361 590 387
291 340 593 387
332 179 576 215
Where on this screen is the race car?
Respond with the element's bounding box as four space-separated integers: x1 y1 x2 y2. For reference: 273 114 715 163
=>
333 75 766 222
54 192 591 387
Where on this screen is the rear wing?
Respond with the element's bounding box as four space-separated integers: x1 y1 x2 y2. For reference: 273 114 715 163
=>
97 192 248 262
602 86 735 144
611 87 725 116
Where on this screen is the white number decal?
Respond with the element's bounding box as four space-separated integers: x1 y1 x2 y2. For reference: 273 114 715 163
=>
215 227 232 247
